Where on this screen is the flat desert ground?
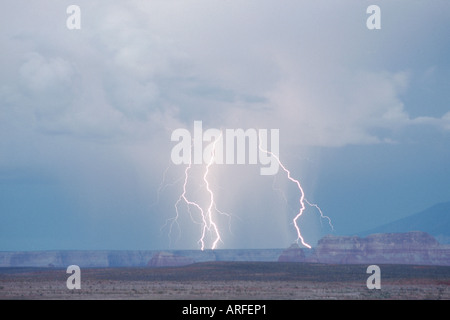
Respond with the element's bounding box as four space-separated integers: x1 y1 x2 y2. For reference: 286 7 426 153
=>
0 262 449 300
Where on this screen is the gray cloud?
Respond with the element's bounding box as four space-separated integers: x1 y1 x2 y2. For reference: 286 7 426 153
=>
1 0 449 250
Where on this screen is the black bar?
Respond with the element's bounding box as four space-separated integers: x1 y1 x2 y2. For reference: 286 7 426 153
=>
1 300 445 319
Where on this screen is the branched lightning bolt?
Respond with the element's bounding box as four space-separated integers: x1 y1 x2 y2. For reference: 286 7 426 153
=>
170 163 205 247
152 165 185 208
305 199 334 231
171 134 225 250
259 140 333 249
157 164 195 245
165 126 331 250
202 144 222 250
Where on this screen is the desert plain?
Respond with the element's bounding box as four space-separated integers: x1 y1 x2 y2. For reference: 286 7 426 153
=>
0 261 448 300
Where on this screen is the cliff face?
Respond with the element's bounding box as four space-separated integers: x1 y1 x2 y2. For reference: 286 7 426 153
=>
0 249 282 268
1 232 448 267
0 250 156 268
279 231 450 266
147 252 194 267
278 243 306 262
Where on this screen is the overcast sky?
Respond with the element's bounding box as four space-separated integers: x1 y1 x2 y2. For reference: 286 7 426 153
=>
1 0 449 250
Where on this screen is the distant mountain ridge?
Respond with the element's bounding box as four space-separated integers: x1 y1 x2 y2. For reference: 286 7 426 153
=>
358 201 450 244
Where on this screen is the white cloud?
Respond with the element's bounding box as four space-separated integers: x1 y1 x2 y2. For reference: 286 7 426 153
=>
19 52 74 93
410 112 450 131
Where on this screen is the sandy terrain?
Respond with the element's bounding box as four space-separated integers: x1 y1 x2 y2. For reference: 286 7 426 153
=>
0 262 448 300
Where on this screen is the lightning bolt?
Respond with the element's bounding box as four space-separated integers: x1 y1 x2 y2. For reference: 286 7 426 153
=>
305 199 334 231
170 134 225 250
151 164 185 208
170 163 205 248
259 140 333 249
202 142 222 250
165 125 331 250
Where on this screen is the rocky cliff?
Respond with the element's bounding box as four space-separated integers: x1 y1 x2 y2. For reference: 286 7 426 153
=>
0 248 282 268
147 252 194 267
278 231 450 266
277 243 306 262
2 232 447 267
0 250 156 268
